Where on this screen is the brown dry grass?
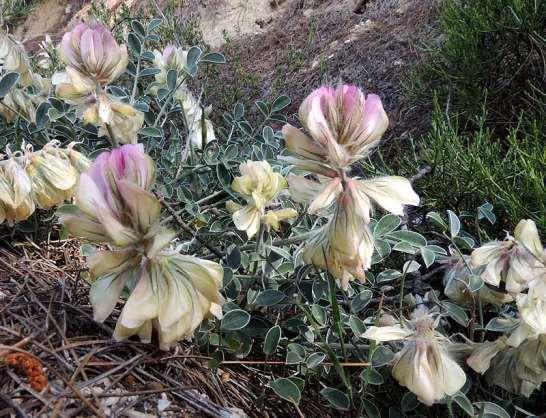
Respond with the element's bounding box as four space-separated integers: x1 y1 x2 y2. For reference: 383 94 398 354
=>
0 240 329 417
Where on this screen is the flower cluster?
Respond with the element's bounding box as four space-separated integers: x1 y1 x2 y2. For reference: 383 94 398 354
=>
151 45 215 150
59 144 224 349
53 23 143 144
0 32 51 123
227 160 297 238
0 142 88 225
283 85 419 288
466 219 546 396
363 307 466 405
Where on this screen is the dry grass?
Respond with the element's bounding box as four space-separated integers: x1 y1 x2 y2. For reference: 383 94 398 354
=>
0 240 326 417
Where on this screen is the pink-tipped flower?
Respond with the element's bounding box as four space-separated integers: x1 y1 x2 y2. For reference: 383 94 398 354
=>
59 22 128 85
281 85 388 172
59 144 158 247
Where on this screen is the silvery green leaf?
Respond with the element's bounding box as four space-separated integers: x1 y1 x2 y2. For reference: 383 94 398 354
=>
478 202 496 224
442 301 469 326
131 20 146 37
311 304 327 325
450 392 474 417
361 367 384 385
221 309 250 330
263 325 281 355
475 402 510 418
403 260 421 274
426 211 448 229
255 289 285 306
351 290 372 313
421 247 436 267
306 352 326 368
320 387 350 410
0 72 19 98
467 275 484 292
401 392 419 412
387 230 427 247
139 126 163 137
349 315 366 336
233 102 244 120
200 52 226 64
447 210 461 238
376 269 401 283
128 33 142 53
269 378 301 404
271 95 291 113
140 68 161 77
374 214 401 237
485 317 519 332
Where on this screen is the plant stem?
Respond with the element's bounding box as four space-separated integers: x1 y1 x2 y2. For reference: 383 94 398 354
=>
104 123 119 148
327 273 347 360
251 223 264 277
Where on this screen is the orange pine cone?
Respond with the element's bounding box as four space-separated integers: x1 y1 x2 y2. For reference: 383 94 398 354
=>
4 352 48 391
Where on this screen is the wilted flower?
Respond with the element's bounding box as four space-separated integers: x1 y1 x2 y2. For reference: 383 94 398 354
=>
302 189 374 289
281 85 388 172
515 276 546 338
0 157 35 224
110 252 224 350
471 219 544 293
59 143 157 246
0 90 37 123
0 32 34 87
442 253 513 307
36 34 55 70
363 307 466 405
468 335 546 397
59 22 128 85
228 160 296 238
26 143 79 209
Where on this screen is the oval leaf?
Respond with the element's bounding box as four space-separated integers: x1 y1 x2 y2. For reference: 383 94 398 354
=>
269 378 301 404
221 309 250 331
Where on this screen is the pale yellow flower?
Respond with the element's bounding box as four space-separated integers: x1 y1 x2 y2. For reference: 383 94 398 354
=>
230 160 293 238
516 276 546 337
363 307 466 405
174 86 216 149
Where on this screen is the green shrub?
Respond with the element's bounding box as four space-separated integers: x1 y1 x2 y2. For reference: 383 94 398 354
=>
409 0 545 129
411 102 545 233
